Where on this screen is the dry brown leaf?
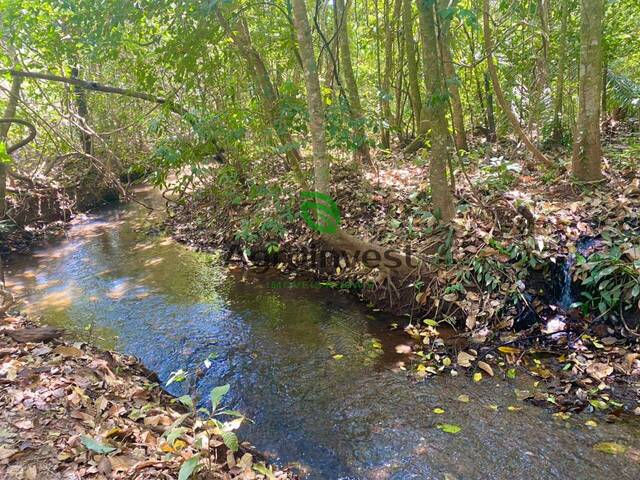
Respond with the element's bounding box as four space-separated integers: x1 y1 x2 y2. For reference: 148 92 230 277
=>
478 361 494 377
457 351 475 368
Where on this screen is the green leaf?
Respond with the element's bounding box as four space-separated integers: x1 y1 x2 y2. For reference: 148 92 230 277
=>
218 409 245 417
80 436 116 454
178 454 201 480
0 142 11 165
166 369 187 386
177 395 194 410
437 423 462 434
589 399 608 410
593 442 627 455
166 427 189 446
210 384 230 412
221 430 239 452
253 463 276 479
506 368 517 379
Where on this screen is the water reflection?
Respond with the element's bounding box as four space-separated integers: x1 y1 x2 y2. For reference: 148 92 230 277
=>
4 197 640 479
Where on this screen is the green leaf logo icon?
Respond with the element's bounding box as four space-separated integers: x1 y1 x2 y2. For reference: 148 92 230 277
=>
300 191 341 234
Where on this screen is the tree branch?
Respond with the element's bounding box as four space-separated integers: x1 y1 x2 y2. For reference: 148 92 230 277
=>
0 118 37 153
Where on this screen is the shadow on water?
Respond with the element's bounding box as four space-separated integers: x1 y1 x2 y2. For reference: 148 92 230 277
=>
4 192 640 479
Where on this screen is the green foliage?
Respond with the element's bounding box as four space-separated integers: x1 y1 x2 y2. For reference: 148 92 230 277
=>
575 231 640 316
477 157 522 192
80 436 116 454
0 142 11 165
606 70 640 114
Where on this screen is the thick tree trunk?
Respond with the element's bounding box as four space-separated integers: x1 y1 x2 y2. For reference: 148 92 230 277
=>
402 0 421 133
552 0 569 143
417 0 455 221
0 76 22 218
573 0 604 181
482 0 552 167
335 0 371 163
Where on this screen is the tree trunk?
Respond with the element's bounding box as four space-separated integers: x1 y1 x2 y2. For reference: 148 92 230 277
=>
380 0 402 149
552 0 569 143
484 72 497 142
292 0 418 272
0 76 22 218
291 0 330 196
417 0 455 221
70 66 93 156
335 0 371 163
573 0 604 181
402 0 421 133
482 0 552 166
215 11 307 186
440 9 468 152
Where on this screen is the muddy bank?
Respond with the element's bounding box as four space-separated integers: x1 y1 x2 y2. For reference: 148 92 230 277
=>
0 313 296 480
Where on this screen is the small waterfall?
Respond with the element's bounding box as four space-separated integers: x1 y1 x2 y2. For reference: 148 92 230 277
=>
558 254 576 309
555 237 599 310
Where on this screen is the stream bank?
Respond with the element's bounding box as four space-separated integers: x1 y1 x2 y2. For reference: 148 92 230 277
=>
165 154 640 415
0 313 294 480
2 190 640 479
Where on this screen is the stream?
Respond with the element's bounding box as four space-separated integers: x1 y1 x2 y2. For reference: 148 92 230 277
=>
4 191 640 479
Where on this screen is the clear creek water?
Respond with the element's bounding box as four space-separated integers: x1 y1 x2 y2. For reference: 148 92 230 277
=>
4 192 640 479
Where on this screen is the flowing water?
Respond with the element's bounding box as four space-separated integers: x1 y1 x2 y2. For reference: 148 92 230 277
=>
4 192 640 479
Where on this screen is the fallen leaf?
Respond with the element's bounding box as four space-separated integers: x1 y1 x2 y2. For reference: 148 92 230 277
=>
478 361 494 377
437 423 461 434
80 436 116 455
395 344 412 354
593 442 627 455
586 362 613 381
457 351 475 368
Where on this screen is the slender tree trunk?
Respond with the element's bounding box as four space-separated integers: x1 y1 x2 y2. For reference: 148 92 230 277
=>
440 15 468 152
536 0 551 87
573 0 604 181
552 0 569 143
291 0 417 271
0 76 22 218
394 21 405 135
70 66 93 156
215 11 307 186
484 72 497 142
601 55 608 118
402 0 421 132
291 0 330 196
417 0 455 221
379 0 402 149
482 0 552 166
335 0 371 163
